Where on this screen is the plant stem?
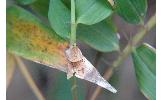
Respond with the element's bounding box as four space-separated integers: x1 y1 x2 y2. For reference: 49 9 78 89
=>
6 56 16 89
70 0 76 46
107 0 114 6
6 65 15 88
93 51 102 68
15 56 45 100
70 0 78 100
71 77 78 100
90 14 156 100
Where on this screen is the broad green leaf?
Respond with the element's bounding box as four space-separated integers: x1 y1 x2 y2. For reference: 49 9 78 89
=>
75 78 86 100
47 73 85 100
62 0 71 9
77 19 119 52
7 5 68 72
48 0 118 52
76 0 113 25
30 0 49 17
16 0 37 5
114 0 147 24
47 72 73 100
48 0 70 39
131 43 156 100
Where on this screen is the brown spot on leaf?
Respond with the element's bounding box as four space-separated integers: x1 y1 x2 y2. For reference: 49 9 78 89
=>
10 18 68 65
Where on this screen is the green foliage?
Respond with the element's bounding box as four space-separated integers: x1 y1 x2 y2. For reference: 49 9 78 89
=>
47 72 73 100
7 5 68 72
30 0 49 17
16 0 37 5
131 43 156 100
114 0 147 24
48 0 118 52
47 73 85 100
74 79 86 100
76 0 113 25
77 19 119 52
136 44 156 75
48 0 71 39
6 0 156 99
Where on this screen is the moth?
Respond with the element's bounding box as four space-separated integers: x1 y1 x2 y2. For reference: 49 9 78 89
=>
65 45 117 93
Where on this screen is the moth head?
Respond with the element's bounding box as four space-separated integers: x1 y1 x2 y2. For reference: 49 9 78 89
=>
65 46 83 62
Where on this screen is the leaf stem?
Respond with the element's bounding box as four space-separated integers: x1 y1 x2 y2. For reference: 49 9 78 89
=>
93 51 102 68
6 54 16 89
70 0 77 46
6 65 15 88
107 0 114 6
70 0 78 100
90 14 156 100
15 56 45 100
71 77 78 100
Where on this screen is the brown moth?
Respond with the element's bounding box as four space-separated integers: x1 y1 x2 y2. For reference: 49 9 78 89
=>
65 45 84 79
65 45 117 93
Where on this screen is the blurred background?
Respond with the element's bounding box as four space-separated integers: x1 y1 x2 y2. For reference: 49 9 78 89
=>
6 0 156 100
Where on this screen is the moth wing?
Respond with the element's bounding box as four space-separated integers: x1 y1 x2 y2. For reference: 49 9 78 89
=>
75 57 117 93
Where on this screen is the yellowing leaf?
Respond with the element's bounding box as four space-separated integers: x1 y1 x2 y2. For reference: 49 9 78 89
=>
7 5 68 72
7 5 117 93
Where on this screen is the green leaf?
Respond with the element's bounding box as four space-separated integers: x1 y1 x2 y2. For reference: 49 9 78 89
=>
7 5 68 72
30 0 49 17
77 19 119 52
47 73 85 100
136 44 156 75
131 43 156 100
16 0 37 5
48 0 118 52
48 0 113 38
76 0 113 25
114 0 147 24
47 72 73 100
48 0 70 39
75 78 86 100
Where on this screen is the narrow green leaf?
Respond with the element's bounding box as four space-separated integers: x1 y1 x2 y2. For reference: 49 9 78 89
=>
7 5 68 72
76 0 113 25
77 19 119 52
114 0 147 24
131 43 156 100
30 0 49 17
48 0 70 39
136 43 156 75
16 0 37 5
